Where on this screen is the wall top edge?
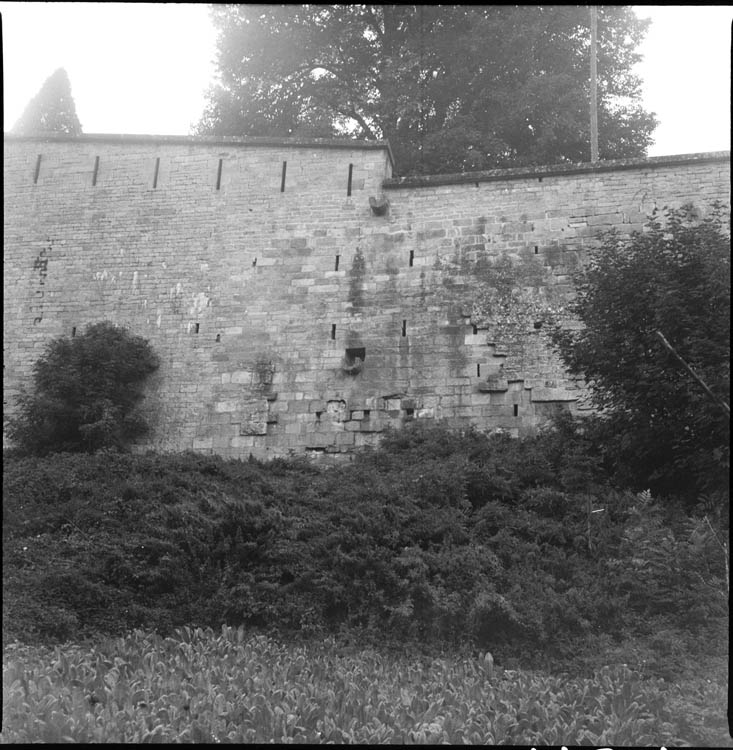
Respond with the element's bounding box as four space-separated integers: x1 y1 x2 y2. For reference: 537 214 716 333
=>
383 151 731 188
3 131 396 170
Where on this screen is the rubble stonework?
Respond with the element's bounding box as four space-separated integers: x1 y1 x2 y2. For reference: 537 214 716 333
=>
3 134 730 458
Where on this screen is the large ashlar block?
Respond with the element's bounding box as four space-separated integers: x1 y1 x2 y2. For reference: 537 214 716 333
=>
529 388 578 402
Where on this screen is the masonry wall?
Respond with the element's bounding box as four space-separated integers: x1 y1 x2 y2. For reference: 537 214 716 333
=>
3 135 729 459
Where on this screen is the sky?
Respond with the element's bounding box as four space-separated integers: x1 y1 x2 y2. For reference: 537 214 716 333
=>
1 3 731 158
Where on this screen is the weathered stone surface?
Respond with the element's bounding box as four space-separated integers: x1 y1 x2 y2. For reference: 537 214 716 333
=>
3 134 729 458
530 388 579 403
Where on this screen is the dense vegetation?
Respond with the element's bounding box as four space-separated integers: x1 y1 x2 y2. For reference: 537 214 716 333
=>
3 421 729 744
4 626 726 744
4 421 727 667
552 203 730 504
198 6 656 175
6 322 159 456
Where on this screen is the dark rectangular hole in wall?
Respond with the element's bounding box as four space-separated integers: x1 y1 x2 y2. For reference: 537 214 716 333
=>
473 325 478 334
514 404 519 417
92 156 100 186
534 245 539 254
252 258 257 267
71 327 76 337
331 324 336 340
363 409 371 418
345 347 365 363
194 323 200 334
347 163 353 196
33 154 42 184
401 320 407 337
409 250 414 267
153 157 160 188
215 333 221 342
280 161 287 192
405 408 414 418
216 158 223 190
315 411 322 422
335 254 340 271
477 364 481 377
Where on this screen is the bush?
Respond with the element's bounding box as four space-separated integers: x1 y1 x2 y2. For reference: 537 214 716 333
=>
2 422 727 680
551 203 730 503
7 322 159 455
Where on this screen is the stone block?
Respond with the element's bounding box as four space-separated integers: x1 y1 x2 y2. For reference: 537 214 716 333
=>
529 388 578 402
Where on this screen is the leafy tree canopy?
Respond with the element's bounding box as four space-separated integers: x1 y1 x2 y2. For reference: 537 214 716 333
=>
12 67 83 136
551 204 730 503
7 322 159 455
197 5 657 175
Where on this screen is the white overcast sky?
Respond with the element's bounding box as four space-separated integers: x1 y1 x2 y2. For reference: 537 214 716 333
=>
1 3 731 158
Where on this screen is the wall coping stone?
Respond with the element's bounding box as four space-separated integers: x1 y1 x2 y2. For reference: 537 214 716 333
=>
3 132 396 171
383 151 730 188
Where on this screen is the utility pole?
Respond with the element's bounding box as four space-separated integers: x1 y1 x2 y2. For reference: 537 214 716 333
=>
590 6 599 162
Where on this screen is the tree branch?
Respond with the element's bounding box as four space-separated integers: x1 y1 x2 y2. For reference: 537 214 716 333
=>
655 330 730 417
339 107 378 139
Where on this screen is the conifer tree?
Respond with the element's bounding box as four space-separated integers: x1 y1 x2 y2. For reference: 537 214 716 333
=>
12 67 83 136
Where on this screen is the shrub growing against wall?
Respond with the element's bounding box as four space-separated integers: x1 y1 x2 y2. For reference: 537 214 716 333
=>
552 203 730 504
7 322 159 455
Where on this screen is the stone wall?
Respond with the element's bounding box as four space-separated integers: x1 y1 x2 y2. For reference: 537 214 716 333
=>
3 134 729 458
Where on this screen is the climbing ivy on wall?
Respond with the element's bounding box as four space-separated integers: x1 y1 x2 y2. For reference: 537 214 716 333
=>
471 251 572 364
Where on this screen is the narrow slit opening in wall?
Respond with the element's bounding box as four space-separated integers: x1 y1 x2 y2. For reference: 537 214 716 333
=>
473 325 478 334
347 163 353 196
71 327 76 337
409 250 414 267
315 411 322 423
153 157 160 188
194 323 200 334
335 254 340 271
401 320 407 337
92 156 100 186
280 161 287 192
534 245 539 254
513 404 519 417
216 158 223 190
363 409 370 418
405 408 414 418
331 324 336 340
252 258 257 267
33 154 42 184
215 333 221 342
477 364 481 377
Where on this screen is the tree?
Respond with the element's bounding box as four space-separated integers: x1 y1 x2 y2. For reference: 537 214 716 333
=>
196 5 657 175
7 322 159 455
551 204 730 503
12 68 83 136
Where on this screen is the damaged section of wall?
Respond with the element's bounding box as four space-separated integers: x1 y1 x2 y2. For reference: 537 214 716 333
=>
3 134 729 458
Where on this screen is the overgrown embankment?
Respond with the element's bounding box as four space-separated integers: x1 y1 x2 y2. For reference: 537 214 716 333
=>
4 422 726 681
3 424 727 745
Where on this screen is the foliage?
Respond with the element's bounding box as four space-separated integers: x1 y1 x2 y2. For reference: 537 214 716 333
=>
6 322 159 456
4 626 728 745
551 203 730 502
4 422 727 688
12 67 83 136
197 6 656 175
